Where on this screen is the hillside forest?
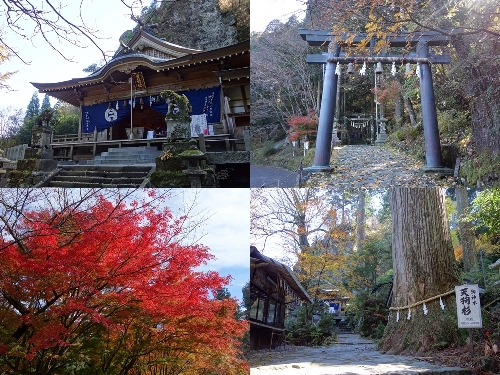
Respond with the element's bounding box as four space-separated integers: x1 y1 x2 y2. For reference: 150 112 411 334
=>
251 187 500 369
250 0 500 187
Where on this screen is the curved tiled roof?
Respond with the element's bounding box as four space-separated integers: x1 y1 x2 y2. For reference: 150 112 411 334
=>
31 38 249 106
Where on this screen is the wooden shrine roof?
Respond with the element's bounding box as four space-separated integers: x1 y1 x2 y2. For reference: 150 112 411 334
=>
116 29 203 58
31 30 249 107
250 246 312 303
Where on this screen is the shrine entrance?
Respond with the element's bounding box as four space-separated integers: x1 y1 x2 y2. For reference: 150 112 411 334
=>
341 115 374 145
300 29 454 173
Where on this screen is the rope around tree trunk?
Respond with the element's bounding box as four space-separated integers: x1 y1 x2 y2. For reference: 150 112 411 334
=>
389 289 455 311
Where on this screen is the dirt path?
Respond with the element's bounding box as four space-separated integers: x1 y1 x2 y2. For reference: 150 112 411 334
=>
249 333 471 374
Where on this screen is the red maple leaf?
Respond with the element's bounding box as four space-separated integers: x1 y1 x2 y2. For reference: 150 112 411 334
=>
0 192 247 375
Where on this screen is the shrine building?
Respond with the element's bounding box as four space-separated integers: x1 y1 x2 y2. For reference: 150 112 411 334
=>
250 246 312 350
31 27 249 163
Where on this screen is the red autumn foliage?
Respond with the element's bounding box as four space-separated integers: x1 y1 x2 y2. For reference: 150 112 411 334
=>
0 192 248 375
286 109 319 142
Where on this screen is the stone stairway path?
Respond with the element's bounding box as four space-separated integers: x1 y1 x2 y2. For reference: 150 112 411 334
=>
93 146 162 165
304 145 453 189
249 333 471 374
47 165 154 188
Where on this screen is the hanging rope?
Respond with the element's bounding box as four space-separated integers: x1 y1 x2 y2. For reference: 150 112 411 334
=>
389 289 455 311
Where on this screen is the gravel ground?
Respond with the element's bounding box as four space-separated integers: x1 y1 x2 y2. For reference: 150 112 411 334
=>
249 334 471 375
304 145 453 188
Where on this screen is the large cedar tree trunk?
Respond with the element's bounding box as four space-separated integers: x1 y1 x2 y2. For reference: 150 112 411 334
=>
456 187 477 272
381 188 460 353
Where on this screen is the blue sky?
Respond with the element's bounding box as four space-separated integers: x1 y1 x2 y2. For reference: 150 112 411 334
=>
1 1 141 109
1 0 307 109
0 188 249 304
251 0 306 32
166 189 250 303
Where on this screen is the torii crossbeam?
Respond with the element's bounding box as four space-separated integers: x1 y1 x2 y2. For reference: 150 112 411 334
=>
300 29 454 174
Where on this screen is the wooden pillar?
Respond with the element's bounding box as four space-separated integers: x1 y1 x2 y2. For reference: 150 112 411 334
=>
310 42 340 170
78 104 82 139
418 41 444 168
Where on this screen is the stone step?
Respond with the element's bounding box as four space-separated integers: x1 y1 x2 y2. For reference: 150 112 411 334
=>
93 147 162 164
51 175 146 184
58 170 150 178
98 152 161 159
94 158 158 165
49 181 141 188
59 165 153 172
47 164 154 188
95 154 160 160
106 146 160 153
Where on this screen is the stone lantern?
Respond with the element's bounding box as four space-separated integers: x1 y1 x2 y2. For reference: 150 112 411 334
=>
179 140 207 188
332 118 341 144
375 116 388 144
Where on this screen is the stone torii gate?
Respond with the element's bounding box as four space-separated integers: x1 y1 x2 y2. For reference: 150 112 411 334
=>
300 29 453 173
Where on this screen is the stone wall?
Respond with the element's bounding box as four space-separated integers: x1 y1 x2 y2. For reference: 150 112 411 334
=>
4 144 28 161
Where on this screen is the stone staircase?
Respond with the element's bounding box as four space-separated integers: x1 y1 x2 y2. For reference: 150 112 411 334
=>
93 146 162 165
334 316 353 334
47 165 155 188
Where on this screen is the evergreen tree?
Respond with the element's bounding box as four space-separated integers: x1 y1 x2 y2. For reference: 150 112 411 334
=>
16 92 41 145
381 188 460 353
25 92 40 119
40 94 51 111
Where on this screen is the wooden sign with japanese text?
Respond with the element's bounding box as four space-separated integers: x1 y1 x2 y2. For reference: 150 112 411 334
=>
455 284 482 328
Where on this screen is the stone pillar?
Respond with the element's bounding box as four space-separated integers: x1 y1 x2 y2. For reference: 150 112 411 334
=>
31 125 53 149
375 117 388 144
418 42 445 169
332 118 341 144
308 43 340 171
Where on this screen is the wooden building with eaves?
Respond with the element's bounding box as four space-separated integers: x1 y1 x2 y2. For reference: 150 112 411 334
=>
30 27 249 181
250 246 312 350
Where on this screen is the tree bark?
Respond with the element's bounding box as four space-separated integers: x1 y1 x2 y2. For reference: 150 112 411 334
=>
381 188 460 354
451 34 500 156
456 187 477 272
403 96 417 128
395 94 403 127
355 190 366 252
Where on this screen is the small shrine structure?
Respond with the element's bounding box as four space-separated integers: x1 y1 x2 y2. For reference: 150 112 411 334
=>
250 246 312 350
